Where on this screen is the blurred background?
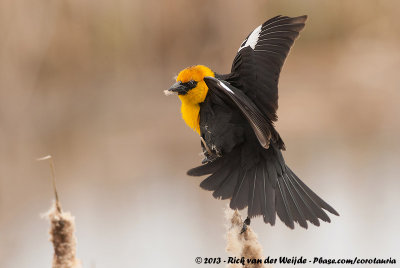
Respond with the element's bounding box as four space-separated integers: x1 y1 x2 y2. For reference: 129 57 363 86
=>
0 0 399 267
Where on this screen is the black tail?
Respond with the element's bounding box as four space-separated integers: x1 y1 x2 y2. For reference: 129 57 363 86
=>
187 145 339 229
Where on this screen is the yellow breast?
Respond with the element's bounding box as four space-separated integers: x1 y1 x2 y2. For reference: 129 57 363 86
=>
180 101 201 134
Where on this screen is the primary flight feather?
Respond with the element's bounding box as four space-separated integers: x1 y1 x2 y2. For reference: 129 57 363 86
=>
166 15 339 229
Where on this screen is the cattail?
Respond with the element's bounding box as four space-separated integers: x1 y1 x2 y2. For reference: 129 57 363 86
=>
225 207 269 268
47 201 81 268
39 155 82 268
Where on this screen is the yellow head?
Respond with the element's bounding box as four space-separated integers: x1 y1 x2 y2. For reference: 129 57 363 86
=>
166 65 215 133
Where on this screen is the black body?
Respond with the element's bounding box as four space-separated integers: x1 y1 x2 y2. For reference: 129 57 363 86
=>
187 15 339 229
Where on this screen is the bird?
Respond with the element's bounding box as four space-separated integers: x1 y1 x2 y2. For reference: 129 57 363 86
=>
165 15 339 230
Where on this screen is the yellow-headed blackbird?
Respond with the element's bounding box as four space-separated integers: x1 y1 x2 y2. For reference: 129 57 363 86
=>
166 15 338 229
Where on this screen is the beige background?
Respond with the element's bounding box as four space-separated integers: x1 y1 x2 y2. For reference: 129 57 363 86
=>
0 1 399 267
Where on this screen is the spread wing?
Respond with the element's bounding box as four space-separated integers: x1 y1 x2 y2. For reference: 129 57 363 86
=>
227 15 307 122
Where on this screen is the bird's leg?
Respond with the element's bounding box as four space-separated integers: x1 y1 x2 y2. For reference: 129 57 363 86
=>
200 137 213 156
200 137 218 163
240 217 251 234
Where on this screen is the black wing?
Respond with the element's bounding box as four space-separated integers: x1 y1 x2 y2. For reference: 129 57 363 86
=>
227 15 307 122
204 76 272 149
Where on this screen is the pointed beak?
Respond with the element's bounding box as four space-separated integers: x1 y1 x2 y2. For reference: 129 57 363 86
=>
165 81 188 96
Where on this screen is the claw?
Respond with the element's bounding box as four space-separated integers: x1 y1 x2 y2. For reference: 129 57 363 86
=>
240 224 247 234
240 217 251 234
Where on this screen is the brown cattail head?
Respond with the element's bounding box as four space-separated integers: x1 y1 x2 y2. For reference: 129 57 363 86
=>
225 208 269 268
39 155 82 268
47 201 82 268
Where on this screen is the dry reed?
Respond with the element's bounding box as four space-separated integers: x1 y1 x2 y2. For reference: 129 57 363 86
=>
225 208 269 268
39 155 82 268
47 201 81 268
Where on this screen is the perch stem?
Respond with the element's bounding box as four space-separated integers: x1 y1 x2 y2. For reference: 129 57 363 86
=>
37 155 61 213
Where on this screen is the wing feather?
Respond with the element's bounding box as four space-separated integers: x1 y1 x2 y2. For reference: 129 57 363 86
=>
227 15 307 122
204 76 272 149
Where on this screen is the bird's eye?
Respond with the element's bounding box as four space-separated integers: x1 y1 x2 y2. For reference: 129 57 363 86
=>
184 80 197 89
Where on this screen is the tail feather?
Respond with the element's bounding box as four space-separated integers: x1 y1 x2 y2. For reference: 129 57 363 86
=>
230 169 249 210
262 163 276 225
282 173 308 228
187 145 338 229
276 176 295 228
287 167 340 216
212 168 240 200
199 164 231 191
187 158 222 176
289 172 331 223
248 167 262 218
286 173 321 226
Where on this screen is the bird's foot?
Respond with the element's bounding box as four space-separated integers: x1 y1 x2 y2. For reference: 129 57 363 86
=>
240 217 251 234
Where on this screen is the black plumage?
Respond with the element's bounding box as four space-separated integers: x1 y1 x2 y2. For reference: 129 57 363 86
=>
187 15 339 229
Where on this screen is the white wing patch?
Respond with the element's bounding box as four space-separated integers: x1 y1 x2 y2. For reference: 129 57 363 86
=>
217 80 234 94
238 25 262 52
